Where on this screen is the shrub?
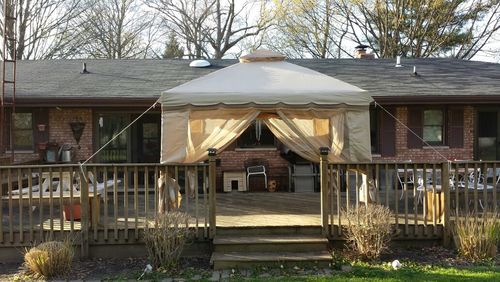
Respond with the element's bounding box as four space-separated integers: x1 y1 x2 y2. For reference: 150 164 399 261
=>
342 204 394 260
24 240 74 278
453 211 500 262
144 212 193 272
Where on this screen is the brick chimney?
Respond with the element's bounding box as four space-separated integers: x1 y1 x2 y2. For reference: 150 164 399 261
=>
354 44 375 59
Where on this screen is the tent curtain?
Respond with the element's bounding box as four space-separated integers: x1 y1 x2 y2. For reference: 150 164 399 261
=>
264 110 347 163
161 108 260 163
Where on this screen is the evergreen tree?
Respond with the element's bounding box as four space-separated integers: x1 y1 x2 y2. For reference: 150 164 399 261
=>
163 33 185 59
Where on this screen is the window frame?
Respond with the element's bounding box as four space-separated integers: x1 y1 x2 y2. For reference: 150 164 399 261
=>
422 108 446 146
12 110 34 151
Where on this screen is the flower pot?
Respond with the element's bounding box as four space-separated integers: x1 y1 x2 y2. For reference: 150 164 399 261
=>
63 204 82 221
37 124 47 131
36 142 48 150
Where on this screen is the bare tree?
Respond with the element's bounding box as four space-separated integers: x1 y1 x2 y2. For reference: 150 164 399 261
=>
264 0 351 59
70 0 156 59
147 0 274 59
0 0 84 59
338 0 500 59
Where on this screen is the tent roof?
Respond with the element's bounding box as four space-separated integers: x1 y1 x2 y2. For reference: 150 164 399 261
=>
161 59 372 109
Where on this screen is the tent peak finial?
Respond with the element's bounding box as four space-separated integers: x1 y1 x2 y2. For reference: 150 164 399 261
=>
239 49 286 63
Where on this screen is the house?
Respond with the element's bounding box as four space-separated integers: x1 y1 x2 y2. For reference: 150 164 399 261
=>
1 57 500 192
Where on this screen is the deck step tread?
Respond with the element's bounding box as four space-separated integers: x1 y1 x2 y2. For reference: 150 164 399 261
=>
211 251 332 263
214 234 328 245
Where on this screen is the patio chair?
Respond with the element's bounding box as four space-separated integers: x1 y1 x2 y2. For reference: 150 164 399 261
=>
86 171 122 193
245 159 268 190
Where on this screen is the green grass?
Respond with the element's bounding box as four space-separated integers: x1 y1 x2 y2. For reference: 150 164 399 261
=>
125 263 500 282
245 264 500 282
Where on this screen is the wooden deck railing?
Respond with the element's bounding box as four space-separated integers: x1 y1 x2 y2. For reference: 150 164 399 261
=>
321 160 500 243
1 159 499 254
0 163 211 253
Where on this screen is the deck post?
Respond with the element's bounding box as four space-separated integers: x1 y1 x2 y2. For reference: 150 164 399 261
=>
208 148 217 239
78 165 90 258
442 162 451 248
319 147 330 236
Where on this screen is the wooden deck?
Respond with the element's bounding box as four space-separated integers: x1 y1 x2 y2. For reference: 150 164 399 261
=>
216 192 321 227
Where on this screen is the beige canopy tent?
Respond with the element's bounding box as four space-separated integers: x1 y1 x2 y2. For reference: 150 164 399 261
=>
160 50 373 164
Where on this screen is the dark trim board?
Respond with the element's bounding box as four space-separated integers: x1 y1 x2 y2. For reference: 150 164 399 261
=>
374 95 500 105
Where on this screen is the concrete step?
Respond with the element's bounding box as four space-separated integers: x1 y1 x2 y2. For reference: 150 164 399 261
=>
215 226 322 236
211 251 332 270
214 234 329 252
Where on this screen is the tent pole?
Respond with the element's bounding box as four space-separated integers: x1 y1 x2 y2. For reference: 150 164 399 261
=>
319 147 330 236
208 148 217 239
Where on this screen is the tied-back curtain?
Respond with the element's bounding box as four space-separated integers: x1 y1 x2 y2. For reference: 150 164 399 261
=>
161 108 260 163
264 110 346 163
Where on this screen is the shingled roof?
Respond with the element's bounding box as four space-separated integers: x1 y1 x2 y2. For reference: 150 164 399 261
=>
7 58 500 107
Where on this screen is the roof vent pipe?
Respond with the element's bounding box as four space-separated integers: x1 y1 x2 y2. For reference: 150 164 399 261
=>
81 62 89 74
395 56 402 67
413 66 418 76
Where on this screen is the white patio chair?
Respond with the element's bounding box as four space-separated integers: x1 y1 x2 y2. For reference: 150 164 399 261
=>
247 165 267 190
87 171 122 193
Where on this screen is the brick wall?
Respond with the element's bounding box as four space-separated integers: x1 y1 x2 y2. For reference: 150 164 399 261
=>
48 108 93 162
374 106 474 162
216 142 290 192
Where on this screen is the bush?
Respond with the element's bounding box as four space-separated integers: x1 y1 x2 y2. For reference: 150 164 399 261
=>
342 204 394 260
24 240 74 278
144 212 192 272
453 211 500 261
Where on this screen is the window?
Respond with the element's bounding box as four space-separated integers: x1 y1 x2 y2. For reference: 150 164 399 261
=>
237 120 275 148
423 109 444 144
13 112 34 150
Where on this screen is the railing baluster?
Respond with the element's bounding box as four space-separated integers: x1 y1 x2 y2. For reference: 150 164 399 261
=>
473 163 478 215
336 164 341 237
7 168 13 243
69 166 74 235
144 166 149 233
59 167 64 236
375 164 380 204
404 164 409 236
0 169 3 244
345 165 350 217
48 168 54 239
494 163 498 214
195 166 199 239
103 167 109 241
394 164 399 232
113 165 119 241
432 164 437 237
18 168 24 243
134 166 139 240
38 167 43 243
423 164 428 237
124 166 129 241
464 162 469 220
203 166 208 239
413 164 418 237
93 166 98 241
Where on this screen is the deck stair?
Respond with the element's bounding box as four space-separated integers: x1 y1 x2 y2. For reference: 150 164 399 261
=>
210 226 331 270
